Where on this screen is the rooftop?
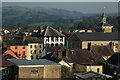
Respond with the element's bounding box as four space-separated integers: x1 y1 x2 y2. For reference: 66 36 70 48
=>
43 26 65 37
25 36 43 43
73 32 119 41
74 71 112 79
9 59 60 67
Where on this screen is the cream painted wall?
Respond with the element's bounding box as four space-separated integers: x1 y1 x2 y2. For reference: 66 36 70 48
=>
82 41 120 52
28 43 44 60
87 66 103 73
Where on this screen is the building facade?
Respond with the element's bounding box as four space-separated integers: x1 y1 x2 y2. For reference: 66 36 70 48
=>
67 32 120 53
25 37 44 60
9 59 61 79
8 45 28 59
43 26 65 47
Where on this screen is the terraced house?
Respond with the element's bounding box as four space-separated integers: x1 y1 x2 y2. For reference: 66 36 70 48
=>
25 36 44 60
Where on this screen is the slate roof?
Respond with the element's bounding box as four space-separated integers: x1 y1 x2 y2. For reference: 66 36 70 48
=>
74 71 112 79
43 26 65 37
92 45 114 56
43 48 104 64
9 59 60 66
25 36 43 43
63 49 103 64
5 39 26 46
73 32 119 41
63 32 74 39
107 53 120 67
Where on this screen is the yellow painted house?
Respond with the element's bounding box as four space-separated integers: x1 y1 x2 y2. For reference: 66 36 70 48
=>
75 64 103 74
25 37 44 60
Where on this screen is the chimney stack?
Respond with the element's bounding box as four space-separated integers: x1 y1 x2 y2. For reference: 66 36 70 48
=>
58 27 62 32
88 43 92 51
39 26 43 35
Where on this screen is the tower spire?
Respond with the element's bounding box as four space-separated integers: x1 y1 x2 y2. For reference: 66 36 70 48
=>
101 7 107 23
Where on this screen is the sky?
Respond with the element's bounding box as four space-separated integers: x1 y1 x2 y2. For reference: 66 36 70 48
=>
2 2 118 14
1 0 120 2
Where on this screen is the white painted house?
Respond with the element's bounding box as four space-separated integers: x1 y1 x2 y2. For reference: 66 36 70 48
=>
31 26 65 47
43 26 65 47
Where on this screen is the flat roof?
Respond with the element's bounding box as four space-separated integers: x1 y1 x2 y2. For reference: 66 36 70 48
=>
9 59 60 67
74 71 112 79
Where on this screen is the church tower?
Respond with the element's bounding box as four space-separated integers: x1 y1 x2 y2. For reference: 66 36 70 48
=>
95 9 113 32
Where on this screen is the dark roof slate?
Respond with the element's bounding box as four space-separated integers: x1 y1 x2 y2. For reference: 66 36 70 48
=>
92 46 114 56
25 36 43 43
74 32 119 41
44 26 65 37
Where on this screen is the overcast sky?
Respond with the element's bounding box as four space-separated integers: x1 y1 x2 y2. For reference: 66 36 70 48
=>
1 0 120 2
2 2 118 14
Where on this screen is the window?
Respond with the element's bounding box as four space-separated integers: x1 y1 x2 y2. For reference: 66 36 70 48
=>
55 43 58 46
39 45 41 48
39 50 41 53
34 50 37 54
60 43 63 46
115 44 118 48
46 44 49 46
51 37 54 42
46 37 49 41
55 37 58 41
97 68 99 72
36 55 39 59
31 56 33 59
3 70 9 75
34 45 37 48
22 46 25 49
30 45 32 48
73 64 75 69
51 43 54 46
60 37 63 41
31 50 32 54
23 51 26 55
23 56 26 59
15 46 17 49
30 70 39 74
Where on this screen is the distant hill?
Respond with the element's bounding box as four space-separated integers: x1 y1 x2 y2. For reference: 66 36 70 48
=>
2 6 87 26
2 6 118 31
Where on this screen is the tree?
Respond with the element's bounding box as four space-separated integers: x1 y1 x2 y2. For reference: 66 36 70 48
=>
61 65 73 78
